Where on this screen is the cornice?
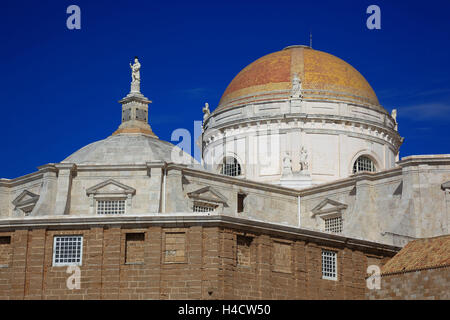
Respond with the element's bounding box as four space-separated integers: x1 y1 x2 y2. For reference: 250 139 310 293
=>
0 213 400 255
398 155 450 168
0 171 43 188
204 112 402 150
214 90 387 117
298 167 403 196
179 166 300 196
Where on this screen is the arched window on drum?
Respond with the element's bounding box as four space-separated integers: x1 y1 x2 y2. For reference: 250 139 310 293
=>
220 157 242 177
352 156 376 173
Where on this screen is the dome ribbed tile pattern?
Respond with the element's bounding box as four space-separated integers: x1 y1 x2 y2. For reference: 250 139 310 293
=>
216 46 383 113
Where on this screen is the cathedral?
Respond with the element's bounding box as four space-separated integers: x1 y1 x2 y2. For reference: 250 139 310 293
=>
0 45 448 299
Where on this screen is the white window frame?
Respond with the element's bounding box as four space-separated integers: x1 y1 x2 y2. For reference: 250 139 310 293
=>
96 198 126 215
322 249 337 281
53 235 83 267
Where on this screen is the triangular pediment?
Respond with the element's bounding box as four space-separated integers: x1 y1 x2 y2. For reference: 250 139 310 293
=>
12 190 40 207
311 198 347 217
187 186 228 204
86 179 136 196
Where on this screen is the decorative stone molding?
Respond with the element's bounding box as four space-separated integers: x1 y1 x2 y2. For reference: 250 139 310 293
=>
311 198 347 232
187 186 228 203
86 179 136 215
86 179 136 196
311 198 348 218
12 190 40 215
441 181 450 191
186 186 229 214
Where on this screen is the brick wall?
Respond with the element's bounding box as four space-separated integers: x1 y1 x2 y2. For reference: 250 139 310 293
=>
0 226 393 300
366 266 450 300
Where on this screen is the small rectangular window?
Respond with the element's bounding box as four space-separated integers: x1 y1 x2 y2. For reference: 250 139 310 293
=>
164 232 186 264
97 200 125 215
322 250 337 280
273 241 292 273
125 233 145 264
237 193 246 213
0 236 12 267
0 236 11 245
123 108 131 121
136 108 146 121
53 235 83 266
325 216 343 233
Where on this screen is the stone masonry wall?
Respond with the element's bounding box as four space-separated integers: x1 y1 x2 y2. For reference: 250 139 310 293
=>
366 266 450 300
0 226 393 300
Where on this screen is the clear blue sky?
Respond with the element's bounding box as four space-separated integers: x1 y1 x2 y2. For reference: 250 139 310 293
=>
1 0 449 178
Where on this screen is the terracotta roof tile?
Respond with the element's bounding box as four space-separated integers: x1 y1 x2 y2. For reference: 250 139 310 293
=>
381 235 450 275
217 46 382 112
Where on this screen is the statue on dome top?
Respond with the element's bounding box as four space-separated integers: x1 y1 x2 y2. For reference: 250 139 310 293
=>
130 57 141 82
130 57 141 93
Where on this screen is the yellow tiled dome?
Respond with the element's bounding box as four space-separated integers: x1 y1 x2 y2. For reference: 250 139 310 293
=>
216 45 384 113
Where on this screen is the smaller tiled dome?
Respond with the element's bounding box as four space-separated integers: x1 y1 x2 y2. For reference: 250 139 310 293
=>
62 134 197 166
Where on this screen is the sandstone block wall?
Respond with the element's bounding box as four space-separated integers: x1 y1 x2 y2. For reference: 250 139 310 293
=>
0 224 393 300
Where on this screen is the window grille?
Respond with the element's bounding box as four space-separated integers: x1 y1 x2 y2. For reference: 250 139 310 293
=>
325 216 343 233
322 250 337 280
221 157 242 177
97 200 125 215
353 156 376 173
53 236 83 266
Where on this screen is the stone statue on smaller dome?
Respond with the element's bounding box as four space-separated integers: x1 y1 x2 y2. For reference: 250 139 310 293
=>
130 57 141 81
300 147 309 172
130 57 141 93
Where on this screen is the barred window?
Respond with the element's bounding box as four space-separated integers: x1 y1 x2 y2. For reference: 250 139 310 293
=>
322 250 337 280
325 216 343 233
193 202 217 213
97 200 125 215
353 156 376 173
221 157 242 177
53 236 83 266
